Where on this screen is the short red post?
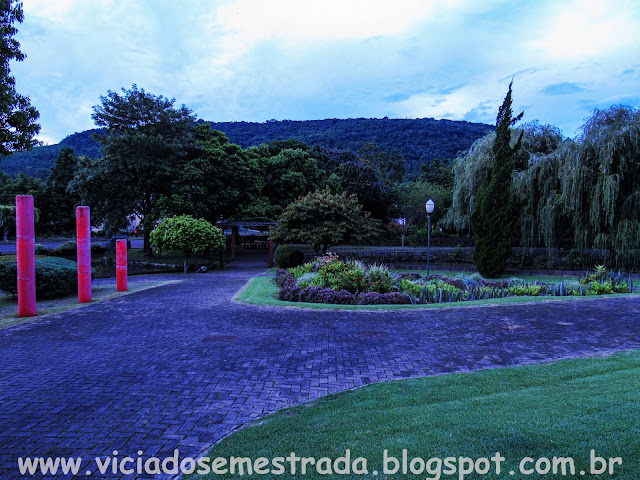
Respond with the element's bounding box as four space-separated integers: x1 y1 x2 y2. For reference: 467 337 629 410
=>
16 195 36 317
268 240 274 268
76 206 92 303
116 239 128 292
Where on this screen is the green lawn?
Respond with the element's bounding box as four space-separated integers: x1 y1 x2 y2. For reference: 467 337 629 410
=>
190 350 640 479
235 273 638 311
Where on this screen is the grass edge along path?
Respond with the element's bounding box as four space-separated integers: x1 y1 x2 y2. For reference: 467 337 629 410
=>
234 273 640 311
190 349 640 479
0 278 181 329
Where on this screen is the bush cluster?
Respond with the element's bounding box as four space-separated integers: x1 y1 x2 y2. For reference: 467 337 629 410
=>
276 269 410 305
34 242 107 257
275 255 634 306
274 245 304 268
0 257 93 299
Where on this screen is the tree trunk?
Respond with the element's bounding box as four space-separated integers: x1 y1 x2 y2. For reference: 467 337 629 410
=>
183 254 189 273
144 230 152 255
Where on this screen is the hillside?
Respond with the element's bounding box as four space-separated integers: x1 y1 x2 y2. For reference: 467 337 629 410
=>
0 118 492 181
0 129 104 180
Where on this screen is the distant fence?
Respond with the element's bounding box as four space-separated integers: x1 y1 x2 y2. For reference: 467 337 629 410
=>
284 245 640 273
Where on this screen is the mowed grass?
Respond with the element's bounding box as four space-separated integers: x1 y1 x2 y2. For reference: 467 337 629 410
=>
0 278 180 329
190 350 640 479
235 273 639 311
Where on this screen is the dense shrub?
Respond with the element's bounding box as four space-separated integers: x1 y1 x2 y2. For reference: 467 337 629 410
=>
53 241 77 256
358 292 410 305
313 259 366 293
289 263 314 278
0 257 92 299
274 245 304 268
276 257 634 306
34 244 51 255
363 263 397 293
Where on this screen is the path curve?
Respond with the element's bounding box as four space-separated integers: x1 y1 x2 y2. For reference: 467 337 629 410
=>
1 257 640 479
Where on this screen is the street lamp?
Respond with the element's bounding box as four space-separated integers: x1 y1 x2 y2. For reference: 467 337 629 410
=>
425 199 435 277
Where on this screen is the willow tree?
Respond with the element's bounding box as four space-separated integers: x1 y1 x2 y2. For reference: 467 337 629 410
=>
443 133 495 235
562 106 640 261
511 123 569 252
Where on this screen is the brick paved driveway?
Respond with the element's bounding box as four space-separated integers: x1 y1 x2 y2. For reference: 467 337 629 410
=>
1 257 640 479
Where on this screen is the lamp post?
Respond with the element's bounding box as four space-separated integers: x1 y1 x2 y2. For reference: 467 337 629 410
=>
425 199 435 277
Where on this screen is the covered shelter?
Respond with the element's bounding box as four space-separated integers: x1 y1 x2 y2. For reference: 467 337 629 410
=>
216 220 278 267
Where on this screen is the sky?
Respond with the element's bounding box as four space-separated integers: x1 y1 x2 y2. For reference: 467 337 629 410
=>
12 0 640 145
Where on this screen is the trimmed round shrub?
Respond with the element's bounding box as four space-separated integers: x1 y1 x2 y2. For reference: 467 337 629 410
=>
0 257 92 299
53 241 77 256
34 244 52 255
274 245 304 268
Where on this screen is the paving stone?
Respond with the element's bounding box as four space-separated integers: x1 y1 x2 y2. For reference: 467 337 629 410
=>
1 256 639 479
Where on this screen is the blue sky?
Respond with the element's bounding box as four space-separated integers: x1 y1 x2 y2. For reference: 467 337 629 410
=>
13 0 640 144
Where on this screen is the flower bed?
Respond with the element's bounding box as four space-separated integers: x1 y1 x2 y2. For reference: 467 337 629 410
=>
275 255 633 306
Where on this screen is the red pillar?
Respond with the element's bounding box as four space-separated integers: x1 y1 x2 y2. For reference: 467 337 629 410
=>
116 239 128 292
231 225 238 260
268 240 274 268
16 195 36 317
76 206 92 303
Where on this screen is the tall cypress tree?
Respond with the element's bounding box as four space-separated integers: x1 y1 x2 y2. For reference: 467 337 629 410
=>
471 82 523 277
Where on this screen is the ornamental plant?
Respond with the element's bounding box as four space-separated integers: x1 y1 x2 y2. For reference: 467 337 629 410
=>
150 215 225 273
312 259 366 293
270 190 379 254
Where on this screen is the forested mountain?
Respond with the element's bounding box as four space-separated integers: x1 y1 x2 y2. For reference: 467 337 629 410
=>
0 118 492 180
1 129 104 180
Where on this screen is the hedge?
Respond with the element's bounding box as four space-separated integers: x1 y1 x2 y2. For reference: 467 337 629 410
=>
0 257 94 299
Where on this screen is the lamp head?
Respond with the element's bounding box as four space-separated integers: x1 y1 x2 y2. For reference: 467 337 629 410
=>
425 199 435 214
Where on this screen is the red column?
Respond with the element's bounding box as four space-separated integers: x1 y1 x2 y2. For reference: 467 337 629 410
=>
268 240 274 268
76 206 92 303
16 195 36 317
116 239 128 292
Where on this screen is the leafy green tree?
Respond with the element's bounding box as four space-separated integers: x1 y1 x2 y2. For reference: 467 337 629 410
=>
471 81 523 276
0 204 14 241
247 146 323 216
0 0 40 156
390 180 451 247
149 215 225 273
70 85 196 253
419 157 454 189
270 189 379 254
338 160 391 219
358 142 405 183
0 172 45 235
561 106 640 257
44 147 81 234
159 124 260 223
0 203 39 241
0 171 43 204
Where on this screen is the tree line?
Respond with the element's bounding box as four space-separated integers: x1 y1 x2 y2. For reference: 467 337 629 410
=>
2 80 637 275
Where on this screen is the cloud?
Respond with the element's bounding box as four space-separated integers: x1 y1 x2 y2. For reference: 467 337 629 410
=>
540 82 586 96
529 0 640 60
10 0 640 143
